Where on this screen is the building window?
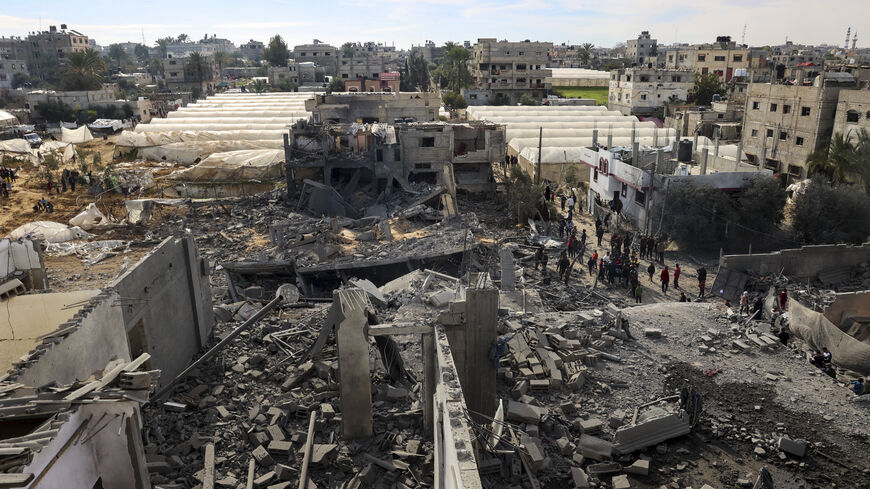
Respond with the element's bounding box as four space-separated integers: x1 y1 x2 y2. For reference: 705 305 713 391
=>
697 54 706 61
752 101 760 110
671 75 681 82
770 103 777 112
394 148 401 161
714 56 726 61
701 67 709 74
733 55 743 62
634 189 645 205
801 106 811 116
640 75 649 82
779 131 788 140
766 129 774 138
783 104 791 114
846 110 860 123
796 136 804 146
518 51 524 56
621 183 628 197
640 94 647 100
751 129 758 137
787 164 802 176
376 149 383 162
420 137 435 147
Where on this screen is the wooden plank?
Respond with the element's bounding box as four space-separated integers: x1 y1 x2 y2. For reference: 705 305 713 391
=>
367 323 433 336
122 353 152 372
0 447 27 456
245 458 255 489
0 473 33 488
95 363 128 391
202 443 215 489
63 381 101 401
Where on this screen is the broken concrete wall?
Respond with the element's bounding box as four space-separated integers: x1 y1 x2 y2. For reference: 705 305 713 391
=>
15 291 130 387
0 238 48 290
720 242 870 279
23 403 150 489
822 291 870 339
111 234 213 388
790 299 870 376
433 324 484 489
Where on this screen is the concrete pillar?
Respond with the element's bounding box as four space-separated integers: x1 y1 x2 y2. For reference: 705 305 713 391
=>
499 246 515 291
592 129 599 147
607 127 613 148
693 132 698 155
714 130 720 158
653 127 658 148
422 333 435 432
734 141 743 171
701 150 709 175
462 287 498 425
334 288 372 438
632 142 640 167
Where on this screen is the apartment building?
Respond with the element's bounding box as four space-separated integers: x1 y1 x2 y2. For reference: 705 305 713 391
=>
293 41 338 75
163 56 220 95
665 37 768 83
411 41 443 63
268 61 317 86
608 68 695 116
164 35 237 58
240 40 265 61
741 73 857 179
626 31 657 67
0 25 89 81
832 88 870 143
470 38 552 105
0 58 28 89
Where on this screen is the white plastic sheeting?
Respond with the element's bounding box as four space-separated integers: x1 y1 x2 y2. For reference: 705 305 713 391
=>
135 123 290 133
166 111 310 119
548 68 611 79
506 127 674 140
68 203 110 231
518 147 588 164
140 140 284 164
7 221 92 243
150 117 302 125
61 126 94 143
0 238 41 280
165 149 284 182
478 115 630 123
0 110 18 128
88 119 130 131
467 105 607 116
117 129 287 147
0 138 33 154
511 136 681 154
501 121 652 130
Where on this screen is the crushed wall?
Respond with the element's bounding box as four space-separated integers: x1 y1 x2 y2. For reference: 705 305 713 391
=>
720 242 870 279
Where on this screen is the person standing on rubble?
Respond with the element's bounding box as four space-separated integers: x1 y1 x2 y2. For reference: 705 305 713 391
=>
660 266 670 294
634 283 643 303
778 289 788 311
566 194 575 213
545 183 552 202
534 245 546 271
647 262 655 283
588 251 598 275
739 291 750 315
697 267 707 298
558 251 570 281
560 193 567 211
673 264 681 289
580 229 587 247
596 225 605 246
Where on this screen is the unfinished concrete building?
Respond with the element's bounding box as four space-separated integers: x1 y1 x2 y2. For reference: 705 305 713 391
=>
305 92 440 124
470 38 553 105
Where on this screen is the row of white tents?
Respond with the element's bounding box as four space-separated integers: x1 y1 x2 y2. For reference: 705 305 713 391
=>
120 92 319 182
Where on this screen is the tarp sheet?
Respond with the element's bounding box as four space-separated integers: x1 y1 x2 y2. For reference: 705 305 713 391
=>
0 238 42 280
61 126 94 144
7 221 92 243
117 130 286 147
140 140 284 164
789 300 870 377
0 110 18 128
164 149 284 182
0 138 33 154
68 203 110 231
88 119 129 131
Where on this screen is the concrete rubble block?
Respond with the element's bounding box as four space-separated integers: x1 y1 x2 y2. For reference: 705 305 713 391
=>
614 412 691 454
578 434 614 461
524 441 550 472
609 410 626 429
777 436 807 457
511 380 529 399
507 400 544 424
267 440 292 454
612 474 631 489
700 485 718 489
556 437 575 455
252 445 274 467
586 461 622 475
334 288 373 439
560 401 577 416
579 417 605 434
643 328 662 338
625 459 650 476
253 471 276 488
244 286 265 300
571 467 590 488
567 370 587 391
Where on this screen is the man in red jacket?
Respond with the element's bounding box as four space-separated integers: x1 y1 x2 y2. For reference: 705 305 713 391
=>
779 289 788 311
660 266 670 294
674 264 681 289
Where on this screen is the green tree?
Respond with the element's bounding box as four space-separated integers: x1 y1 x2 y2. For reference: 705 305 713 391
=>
692 72 725 106
134 44 150 63
155 37 173 58
250 79 269 94
175 34 189 43
405 51 430 91
212 51 230 74
737 175 788 232
519 94 538 106
439 43 473 92
61 48 106 91
147 58 164 76
791 178 870 244
35 100 75 122
327 77 344 93
184 53 211 82
264 35 290 67
11 73 34 89
255 66 268 77
564 164 581 188
442 91 467 113
653 181 739 247
506 165 553 223
807 131 870 191
341 42 355 57
577 43 595 65
107 44 133 71
275 77 297 92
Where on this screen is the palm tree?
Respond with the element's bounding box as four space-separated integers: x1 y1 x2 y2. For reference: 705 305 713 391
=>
852 128 870 193
61 48 106 90
250 79 269 94
578 43 595 66
184 52 211 82
807 132 859 185
212 51 230 74
176 33 189 43
155 37 173 59
441 43 472 93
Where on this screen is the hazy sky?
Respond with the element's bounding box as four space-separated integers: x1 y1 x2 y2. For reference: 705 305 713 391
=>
1 0 866 50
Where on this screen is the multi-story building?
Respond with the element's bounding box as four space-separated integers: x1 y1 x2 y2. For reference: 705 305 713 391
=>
240 40 265 61
343 72 400 93
267 62 317 87
163 56 219 96
608 68 695 116
741 73 857 179
832 88 870 143
0 58 28 89
626 31 657 67
164 36 236 58
1 25 89 81
665 37 768 83
411 41 443 63
293 41 338 75
469 38 552 105
305 92 440 123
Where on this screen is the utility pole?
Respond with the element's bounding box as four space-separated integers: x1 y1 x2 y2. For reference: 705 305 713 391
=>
644 150 660 234
536 126 542 184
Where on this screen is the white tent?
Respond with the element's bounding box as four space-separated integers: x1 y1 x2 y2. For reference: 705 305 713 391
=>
117 129 287 147
0 110 18 128
164 149 285 182
61 126 94 144
140 140 284 164
7 221 92 243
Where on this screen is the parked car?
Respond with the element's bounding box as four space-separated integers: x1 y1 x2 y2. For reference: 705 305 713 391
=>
24 132 42 147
